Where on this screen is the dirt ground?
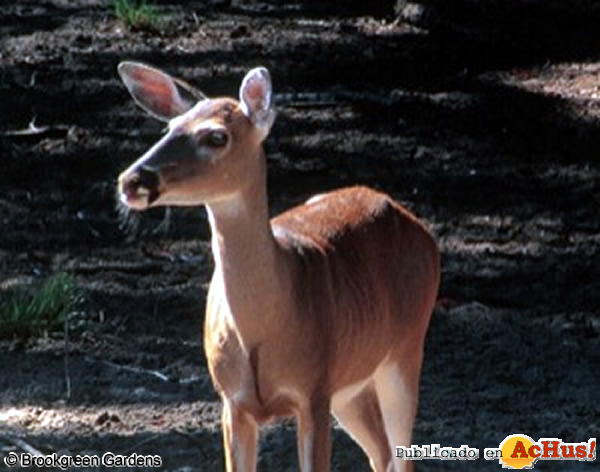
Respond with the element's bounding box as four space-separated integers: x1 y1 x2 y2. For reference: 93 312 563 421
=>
0 1 599 471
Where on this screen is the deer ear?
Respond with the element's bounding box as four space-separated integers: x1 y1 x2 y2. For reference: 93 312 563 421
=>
239 67 275 138
118 62 204 122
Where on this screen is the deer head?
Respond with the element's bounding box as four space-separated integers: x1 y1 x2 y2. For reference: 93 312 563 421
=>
117 62 275 211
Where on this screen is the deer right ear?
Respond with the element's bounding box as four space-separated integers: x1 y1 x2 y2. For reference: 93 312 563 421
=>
239 67 275 139
118 62 203 122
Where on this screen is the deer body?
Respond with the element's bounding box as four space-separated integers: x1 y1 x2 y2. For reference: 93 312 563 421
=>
117 63 440 472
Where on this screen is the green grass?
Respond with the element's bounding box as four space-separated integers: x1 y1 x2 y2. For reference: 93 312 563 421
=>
0 273 83 339
114 0 160 31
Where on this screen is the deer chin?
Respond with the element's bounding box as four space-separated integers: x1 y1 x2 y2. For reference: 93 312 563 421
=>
120 186 160 210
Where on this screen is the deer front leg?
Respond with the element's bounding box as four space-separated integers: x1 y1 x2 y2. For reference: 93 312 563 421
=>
222 399 258 472
297 397 332 472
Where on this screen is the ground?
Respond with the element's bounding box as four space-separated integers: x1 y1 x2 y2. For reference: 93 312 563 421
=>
0 1 599 471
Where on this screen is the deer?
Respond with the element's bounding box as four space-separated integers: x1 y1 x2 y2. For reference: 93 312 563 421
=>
116 62 440 472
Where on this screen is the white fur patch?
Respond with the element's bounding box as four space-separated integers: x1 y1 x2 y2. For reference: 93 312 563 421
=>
305 193 326 205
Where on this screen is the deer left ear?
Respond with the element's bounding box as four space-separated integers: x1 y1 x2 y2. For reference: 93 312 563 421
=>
239 67 275 139
118 62 204 122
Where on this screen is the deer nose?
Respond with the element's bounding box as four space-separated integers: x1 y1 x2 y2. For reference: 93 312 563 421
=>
138 166 160 194
119 166 161 208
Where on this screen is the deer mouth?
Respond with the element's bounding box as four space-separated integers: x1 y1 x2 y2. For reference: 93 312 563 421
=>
119 167 160 210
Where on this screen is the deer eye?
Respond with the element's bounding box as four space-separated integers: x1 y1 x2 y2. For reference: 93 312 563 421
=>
202 131 229 148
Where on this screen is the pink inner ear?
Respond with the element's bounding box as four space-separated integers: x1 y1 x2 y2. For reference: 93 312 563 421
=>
131 69 176 116
245 78 265 103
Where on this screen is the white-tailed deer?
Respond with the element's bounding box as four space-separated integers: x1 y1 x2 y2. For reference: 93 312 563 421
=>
117 62 440 472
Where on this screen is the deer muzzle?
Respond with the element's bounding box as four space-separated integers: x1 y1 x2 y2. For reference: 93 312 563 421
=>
118 166 160 210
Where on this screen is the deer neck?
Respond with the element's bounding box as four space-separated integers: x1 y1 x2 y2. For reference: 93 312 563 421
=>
206 151 286 339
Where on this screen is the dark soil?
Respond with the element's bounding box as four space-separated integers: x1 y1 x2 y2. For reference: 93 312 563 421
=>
1 1 598 471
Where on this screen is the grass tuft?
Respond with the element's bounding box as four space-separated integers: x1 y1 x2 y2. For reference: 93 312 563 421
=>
0 273 83 339
114 0 160 31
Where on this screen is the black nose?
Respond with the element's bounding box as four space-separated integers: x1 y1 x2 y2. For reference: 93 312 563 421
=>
138 167 160 204
121 166 160 205
138 166 159 191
